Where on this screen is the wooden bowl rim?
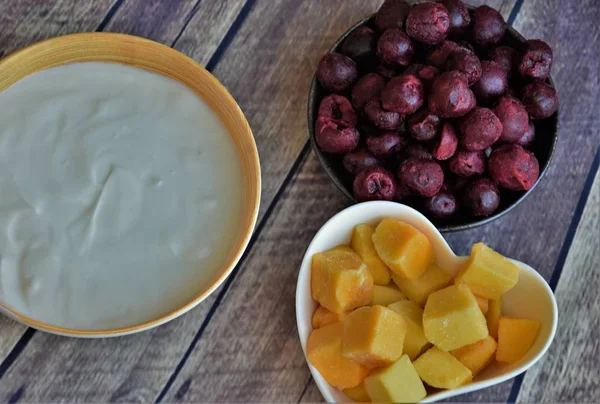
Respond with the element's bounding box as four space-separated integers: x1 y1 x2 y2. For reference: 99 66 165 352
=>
0 32 261 337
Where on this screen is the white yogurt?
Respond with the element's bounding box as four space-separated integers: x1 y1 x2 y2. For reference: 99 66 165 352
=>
0 62 244 330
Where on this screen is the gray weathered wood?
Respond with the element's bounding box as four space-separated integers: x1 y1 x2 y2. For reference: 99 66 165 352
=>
517 168 600 402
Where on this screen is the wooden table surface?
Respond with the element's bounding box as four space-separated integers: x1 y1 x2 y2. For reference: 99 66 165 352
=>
0 0 598 402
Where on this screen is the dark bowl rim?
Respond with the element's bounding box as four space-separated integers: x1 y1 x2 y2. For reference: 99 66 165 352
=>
307 13 559 233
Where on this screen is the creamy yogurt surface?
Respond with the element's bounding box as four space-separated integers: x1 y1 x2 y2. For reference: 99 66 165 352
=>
0 62 244 330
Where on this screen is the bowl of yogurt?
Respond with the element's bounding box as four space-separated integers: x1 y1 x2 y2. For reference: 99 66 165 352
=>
0 33 261 337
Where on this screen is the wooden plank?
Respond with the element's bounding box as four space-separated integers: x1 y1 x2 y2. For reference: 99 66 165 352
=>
0 0 246 402
0 0 115 58
0 0 116 363
517 167 600 402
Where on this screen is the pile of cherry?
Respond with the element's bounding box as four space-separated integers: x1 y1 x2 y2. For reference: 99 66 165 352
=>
314 0 558 220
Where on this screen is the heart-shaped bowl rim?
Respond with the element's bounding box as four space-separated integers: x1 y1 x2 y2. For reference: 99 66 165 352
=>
296 201 558 402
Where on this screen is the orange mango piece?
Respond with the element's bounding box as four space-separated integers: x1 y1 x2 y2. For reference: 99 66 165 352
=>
351 224 391 285
372 219 435 280
342 305 407 369
391 264 452 307
312 306 345 329
307 322 369 389
496 317 540 363
311 248 373 313
475 295 489 315
423 284 488 351
343 383 371 403
455 243 519 300
451 336 497 377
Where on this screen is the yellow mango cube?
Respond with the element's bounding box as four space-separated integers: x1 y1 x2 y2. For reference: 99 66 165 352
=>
311 248 373 313
392 264 452 307
475 295 489 315
496 317 541 363
423 284 488 351
388 300 431 360
372 218 435 280
312 306 345 329
414 346 472 389
343 383 370 403
451 336 497 376
455 243 519 300
342 305 407 369
351 224 391 285
486 296 502 339
307 322 369 389
370 284 406 306
364 355 427 403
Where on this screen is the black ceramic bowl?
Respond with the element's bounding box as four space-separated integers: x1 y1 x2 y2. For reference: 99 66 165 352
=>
308 11 558 232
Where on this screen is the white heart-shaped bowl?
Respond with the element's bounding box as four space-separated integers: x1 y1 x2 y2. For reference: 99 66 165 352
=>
296 201 558 402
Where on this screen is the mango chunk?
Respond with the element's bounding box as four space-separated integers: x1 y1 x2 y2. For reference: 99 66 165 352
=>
414 346 472 389
311 248 373 313
455 243 519 299
496 317 540 363
388 300 431 360
423 284 488 351
307 322 369 389
312 306 345 329
329 244 355 254
486 296 502 339
364 355 427 403
475 295 489 315
342 305 407 369
392 264 452 307
370 284 406 306
351 224 391 285
372 218 435 280
343 383 370 403
451 336 497 377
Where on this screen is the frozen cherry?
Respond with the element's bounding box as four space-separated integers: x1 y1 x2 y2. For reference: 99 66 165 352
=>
404 64 440 87
315 116 359 154
364 97 404 130
489 46 518 77
449 150 486 176
428 71 476 118
351 73 386 110
459 107 503 151
463 178 500 216
446 49 482 86
425 191 458 218
318 94 357 126
470 5 506 46
405 144 433 160
381 74 425 114
433 122 458 160
377 28 414 67
518 39 553 80
367 132 406 159
473 61 508 103
316 53 358 92
488 144 540 191
407 108 441 141
494 95 529 143
353 166 396 201
375 0 411 32
426 40 461 67
394 183 412 201
442 0 470 36
516 120 535 148
406 2 450 45
343 149 381 175
521 80 558 119
398 158 444 197
340 26 377 65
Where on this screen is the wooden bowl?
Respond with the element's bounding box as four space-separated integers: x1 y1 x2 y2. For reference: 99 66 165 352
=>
0 33 261 337
307 15 558 233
